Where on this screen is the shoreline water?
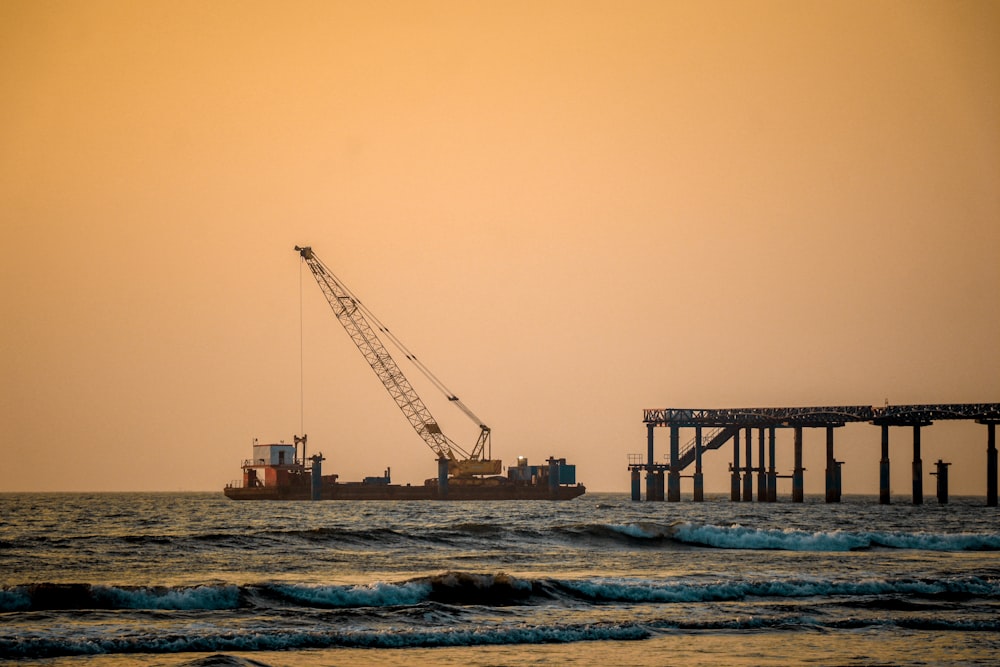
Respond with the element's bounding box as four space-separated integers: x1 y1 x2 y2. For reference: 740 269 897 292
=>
2 493 998 665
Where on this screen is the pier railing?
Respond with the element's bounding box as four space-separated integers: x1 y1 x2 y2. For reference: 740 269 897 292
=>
644 404 1000 428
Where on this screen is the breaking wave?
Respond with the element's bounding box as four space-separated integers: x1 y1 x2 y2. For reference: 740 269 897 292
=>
0 621 650 658
550 521 1000 552
3 570 999 658
667 522 1000 552
4 571 998 613
0 583 241 612
6 521 998 554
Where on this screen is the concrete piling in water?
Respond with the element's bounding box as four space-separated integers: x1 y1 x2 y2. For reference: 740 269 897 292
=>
693 426 704 502
742 427 753 502
912 425 923 506
668 426 681 501
986 423 998 507
880 424 891 505
792 427 804 502
631 469 641 501
767 427 777 502
731 429 741 501
646 424 655 502
825 427 839 503
757 429 767 502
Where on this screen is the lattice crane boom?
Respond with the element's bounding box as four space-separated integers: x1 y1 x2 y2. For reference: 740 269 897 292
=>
295 246 501 477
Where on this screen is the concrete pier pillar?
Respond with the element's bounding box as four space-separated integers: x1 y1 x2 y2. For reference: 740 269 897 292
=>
743 427 753 502
668 426 681 501
767 427 777 502
694 426 704 502
645 423 655 502
879 424 891 505
731 429 741 501
792 427 804 502
912 425 923 506
630 469 641 501
932 460 950 504
653 470 665 501
825 426 838 503
834 461 843 501
987 423 998 507
757 428 767 501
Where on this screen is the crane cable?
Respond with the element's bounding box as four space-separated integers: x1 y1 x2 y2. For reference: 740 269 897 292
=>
299 257 305 436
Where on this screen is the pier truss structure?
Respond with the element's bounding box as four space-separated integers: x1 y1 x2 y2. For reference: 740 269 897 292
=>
631 403 1000 506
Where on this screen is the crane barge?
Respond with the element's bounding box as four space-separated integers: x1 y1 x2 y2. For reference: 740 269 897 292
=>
224 246 585 500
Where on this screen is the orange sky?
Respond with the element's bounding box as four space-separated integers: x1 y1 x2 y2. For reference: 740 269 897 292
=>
2 1 998 494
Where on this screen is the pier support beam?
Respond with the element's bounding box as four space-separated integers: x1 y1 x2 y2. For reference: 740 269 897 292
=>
912 425 923 506
987 423 998 507
825 426 840 503
646 423 655 502
835 461 842 501
693 426 704 502
668 426 681 502
731 429 741 501
792 427 804 502
743 427 753 502
630 469 641 501
879 424 891 505
767 427 777 502
757 428 767 501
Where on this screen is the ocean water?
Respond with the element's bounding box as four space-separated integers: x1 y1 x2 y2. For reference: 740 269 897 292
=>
1 492 998 666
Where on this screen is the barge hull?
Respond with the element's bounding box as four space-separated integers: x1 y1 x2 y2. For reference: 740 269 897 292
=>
224 483 586 501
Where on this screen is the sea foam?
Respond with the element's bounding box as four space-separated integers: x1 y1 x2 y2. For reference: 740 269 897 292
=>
669 522 1000 552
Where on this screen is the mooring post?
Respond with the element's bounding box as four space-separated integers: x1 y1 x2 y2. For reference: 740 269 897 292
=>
693 426 704 502
931 459 950 504
646 423 655 502
731 428 741 501
879 424 891 505
987 423 998 507
912 424 923 505
767 427 777 502
743 427 753 501
825 426 837 503
792 427 804 502
668 426 681 501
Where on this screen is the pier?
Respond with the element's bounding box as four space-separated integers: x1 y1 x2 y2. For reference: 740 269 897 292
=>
630 404 1000 505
